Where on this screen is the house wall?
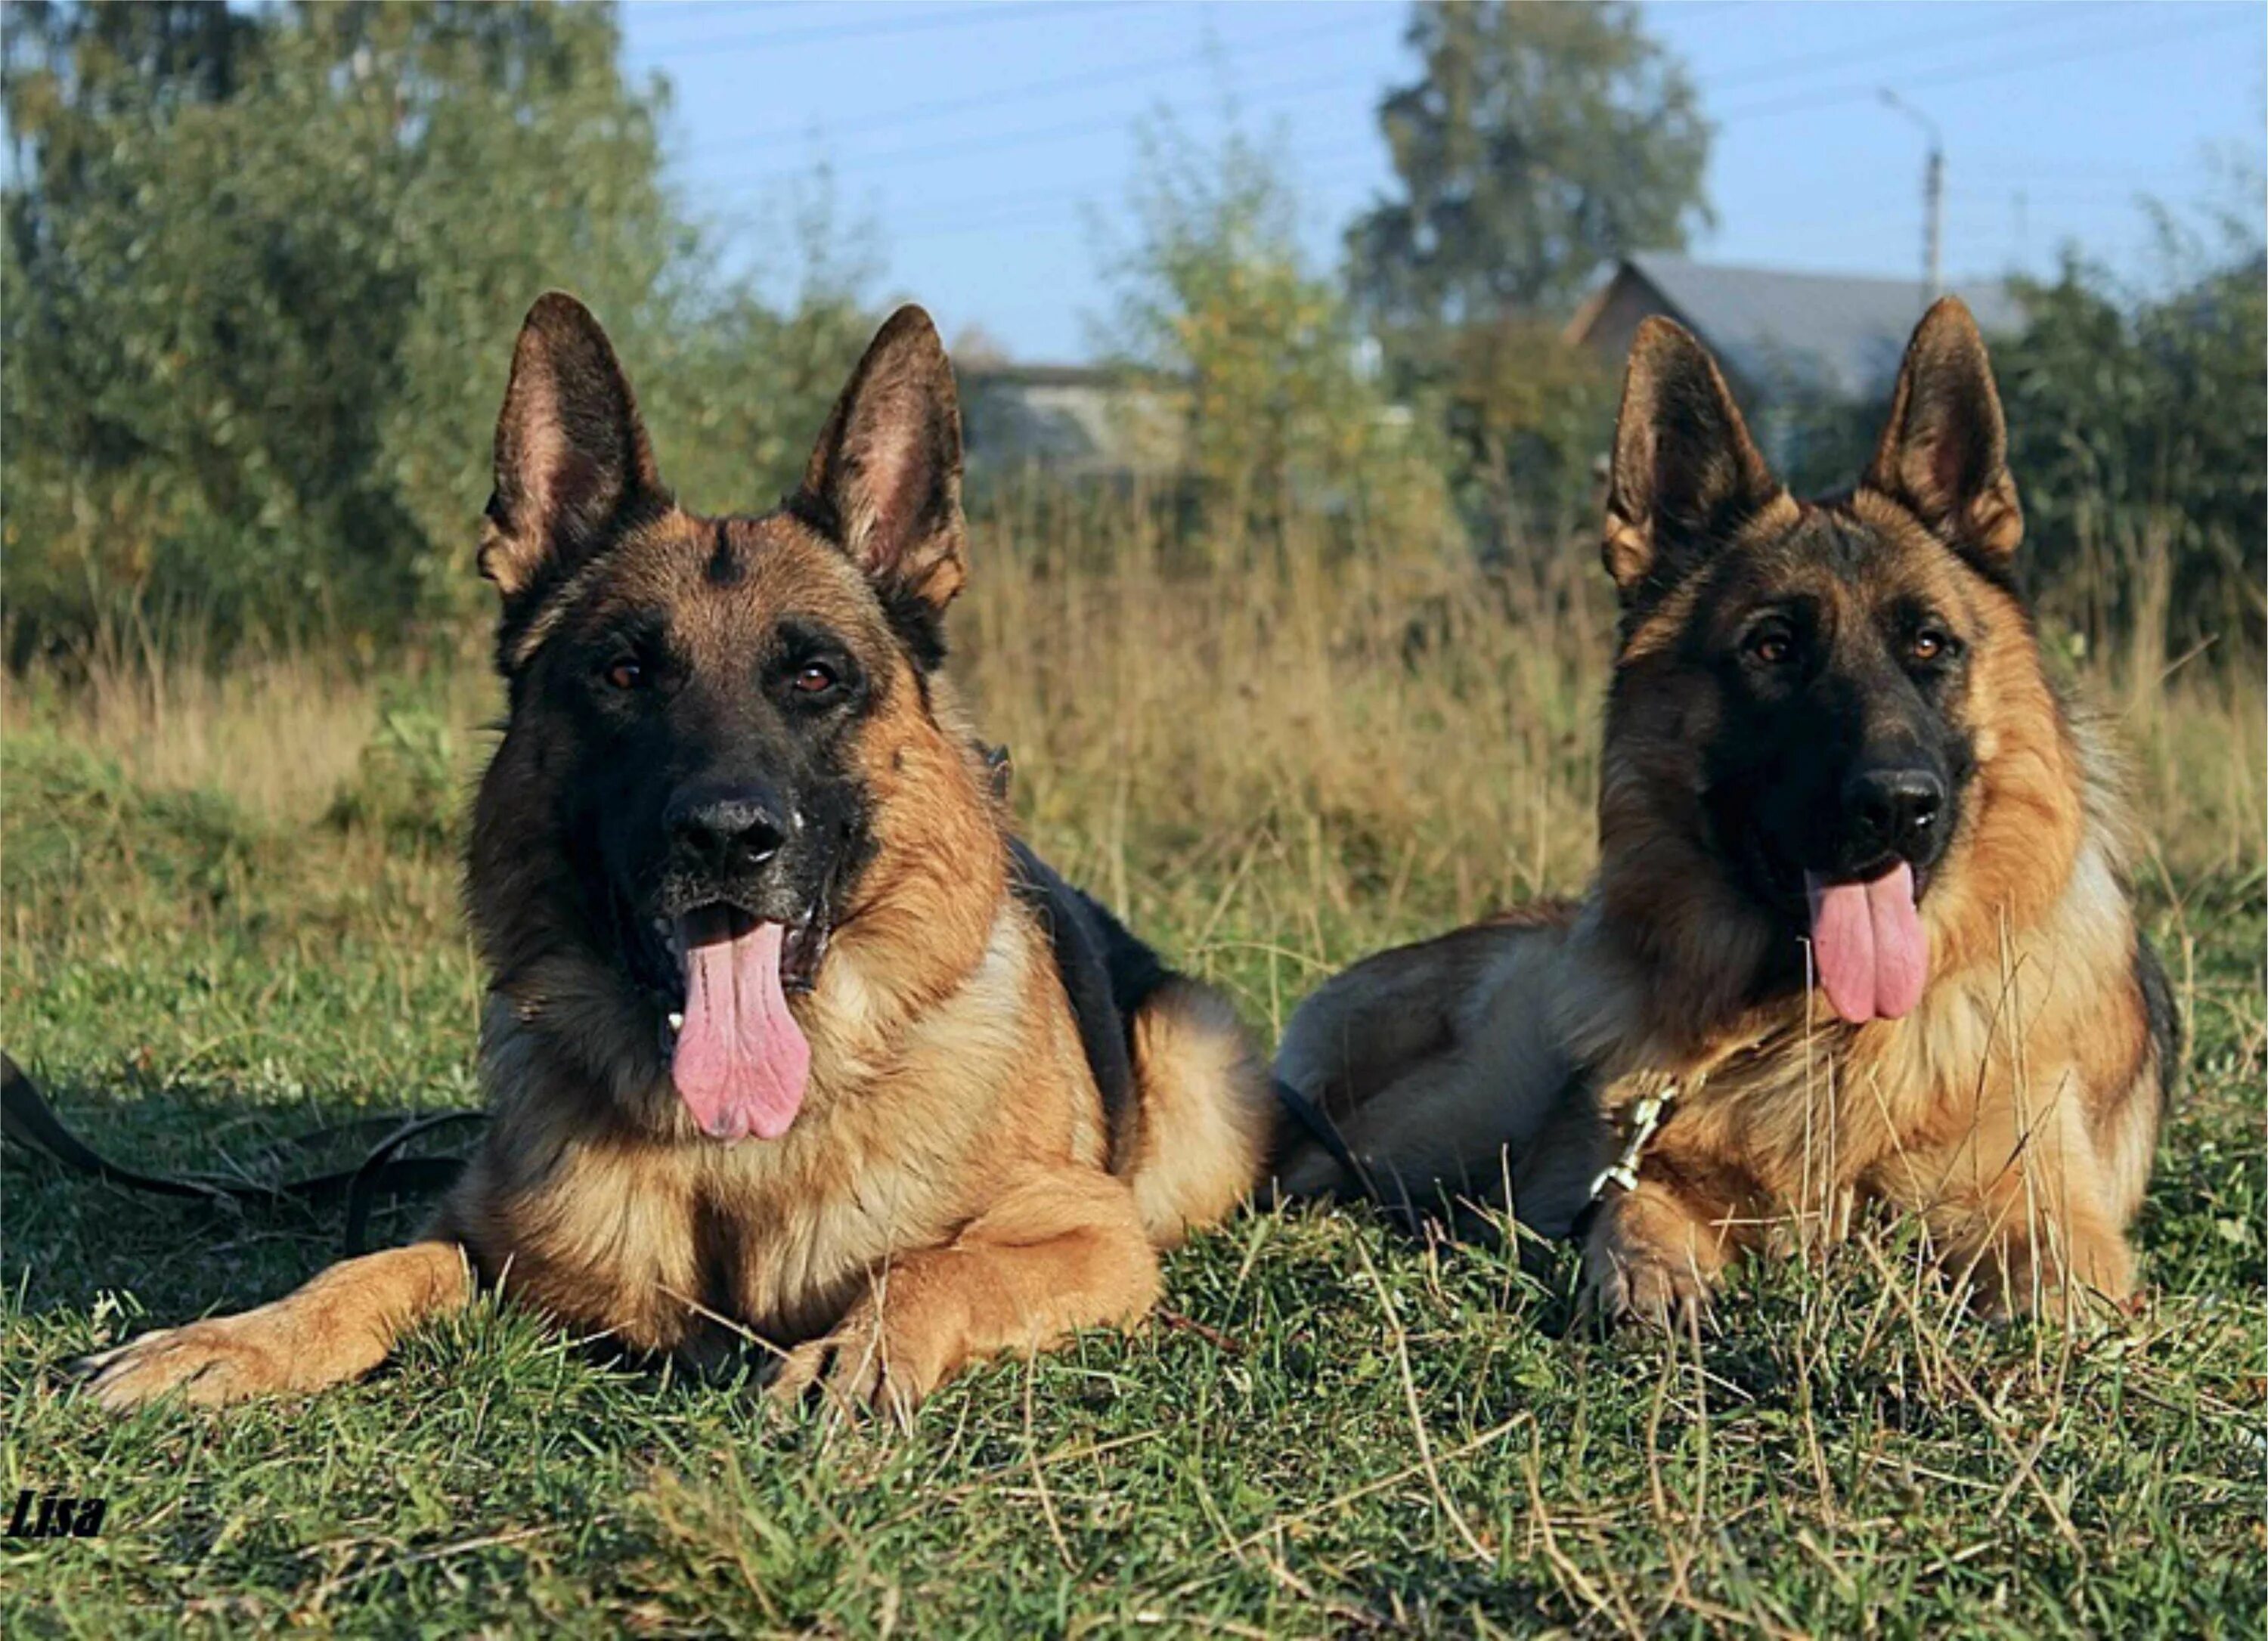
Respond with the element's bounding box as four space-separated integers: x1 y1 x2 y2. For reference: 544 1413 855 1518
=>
960 373 1184 480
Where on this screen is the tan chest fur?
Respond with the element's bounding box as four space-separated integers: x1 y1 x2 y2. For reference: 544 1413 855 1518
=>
1588 822 2150 1235
448 898 1105 1355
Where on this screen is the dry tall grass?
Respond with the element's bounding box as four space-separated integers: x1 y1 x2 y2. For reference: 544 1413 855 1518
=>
2 612 493 825
7 506 2258 1029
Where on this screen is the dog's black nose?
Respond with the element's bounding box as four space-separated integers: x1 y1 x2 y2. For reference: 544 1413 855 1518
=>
668 785 787 874
1842 765 1946 864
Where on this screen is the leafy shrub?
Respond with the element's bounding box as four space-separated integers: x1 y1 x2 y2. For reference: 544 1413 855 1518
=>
323 686 465 852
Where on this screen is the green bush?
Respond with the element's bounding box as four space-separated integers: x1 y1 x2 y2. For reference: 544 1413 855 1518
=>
2 2 876 658
1997 233 2266 654
322 685 465 852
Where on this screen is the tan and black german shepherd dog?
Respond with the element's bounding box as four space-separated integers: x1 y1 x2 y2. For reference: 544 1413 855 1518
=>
87 295 1271 1413
1276 299 2173 1323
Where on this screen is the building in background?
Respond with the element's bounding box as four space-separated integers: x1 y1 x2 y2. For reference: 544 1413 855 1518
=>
1567 254 2027 475
958 363 1185 484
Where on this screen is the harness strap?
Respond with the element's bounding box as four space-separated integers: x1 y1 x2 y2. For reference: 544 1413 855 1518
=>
2 1051 483 1256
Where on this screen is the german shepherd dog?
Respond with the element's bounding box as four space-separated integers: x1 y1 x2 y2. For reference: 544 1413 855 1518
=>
1275 299 2172 1322
88 296 1271 1412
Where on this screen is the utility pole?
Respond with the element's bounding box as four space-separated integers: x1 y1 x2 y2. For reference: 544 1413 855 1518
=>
1879 88 1944 302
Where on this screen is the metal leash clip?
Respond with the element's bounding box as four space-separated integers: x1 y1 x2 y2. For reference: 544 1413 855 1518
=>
1586 1073 1689 1203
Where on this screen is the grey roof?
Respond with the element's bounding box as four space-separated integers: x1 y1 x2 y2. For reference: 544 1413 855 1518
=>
1622 253 2026 401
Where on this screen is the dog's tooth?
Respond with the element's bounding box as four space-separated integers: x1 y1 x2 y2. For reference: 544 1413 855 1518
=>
667 1011 684 1032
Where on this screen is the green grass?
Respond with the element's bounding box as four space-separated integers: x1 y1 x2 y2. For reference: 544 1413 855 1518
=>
5 726 2264 1639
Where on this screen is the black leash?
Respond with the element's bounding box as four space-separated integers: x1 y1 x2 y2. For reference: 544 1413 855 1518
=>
2 1051 484 1256
1270 1073 1433 1233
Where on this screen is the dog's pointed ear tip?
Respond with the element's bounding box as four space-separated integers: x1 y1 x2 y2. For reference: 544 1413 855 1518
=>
1913 295 1991 357
1623 317 1728 408
1628 314 1707 364
510 293 622 378
521 289 601 334
873 303 946 352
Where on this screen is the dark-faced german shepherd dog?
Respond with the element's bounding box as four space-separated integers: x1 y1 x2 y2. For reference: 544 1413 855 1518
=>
88 296 1271 1412
1276 299 2172 1322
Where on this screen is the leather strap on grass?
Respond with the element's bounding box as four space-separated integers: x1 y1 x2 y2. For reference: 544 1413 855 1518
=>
2 1051 482 1256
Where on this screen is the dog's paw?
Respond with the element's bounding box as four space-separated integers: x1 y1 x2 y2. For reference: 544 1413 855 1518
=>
1577 1180 1731 1333
79 1316 292 1410
1579 1246 1712 1332
770 1291 962 1421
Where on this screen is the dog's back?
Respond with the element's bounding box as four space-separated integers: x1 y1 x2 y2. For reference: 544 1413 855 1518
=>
1274 903 1608 1235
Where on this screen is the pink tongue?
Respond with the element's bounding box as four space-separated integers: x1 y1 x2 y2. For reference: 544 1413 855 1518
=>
671 916 811 1141
1805 862 1927 1024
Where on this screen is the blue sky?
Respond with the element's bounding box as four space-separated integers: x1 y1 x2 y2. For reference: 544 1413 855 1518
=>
621 1 2267 361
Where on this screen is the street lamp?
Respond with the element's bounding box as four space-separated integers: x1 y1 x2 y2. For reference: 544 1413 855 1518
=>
1879 88 1944 303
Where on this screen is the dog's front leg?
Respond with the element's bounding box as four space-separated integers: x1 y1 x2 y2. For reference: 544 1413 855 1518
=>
775 1169 1162 1415
1580 1155 1756 1328
82 1241 473 1410
1878 1097 2138 1316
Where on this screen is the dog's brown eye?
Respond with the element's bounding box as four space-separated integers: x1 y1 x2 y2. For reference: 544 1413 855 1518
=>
792 662 837 695
606 660 643 691
1747 630 1793 666
1912 630 1947 661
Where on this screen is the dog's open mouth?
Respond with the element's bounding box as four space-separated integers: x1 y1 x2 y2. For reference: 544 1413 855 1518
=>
1802 862 1929 1026
650 903 818 1143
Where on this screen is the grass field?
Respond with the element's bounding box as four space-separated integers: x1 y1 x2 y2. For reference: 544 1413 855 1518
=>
4 535 2263 1637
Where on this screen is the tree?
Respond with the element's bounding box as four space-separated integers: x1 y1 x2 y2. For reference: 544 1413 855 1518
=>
1339 2 1706 559
2 2 683 648
1 2 877 655
1348 1 1711 327
1097 113 1448 559
1994 216 2266 658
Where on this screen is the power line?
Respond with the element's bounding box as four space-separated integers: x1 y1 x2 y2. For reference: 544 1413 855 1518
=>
689 1 2149 208
700 64 1382 190
702 5 2090 187
1714 8 2254 122
679 11 1386 159
725 135 1381 243
1703 2 2108 92
699 8 2246 252
631 2 1121 63
621 3 816 46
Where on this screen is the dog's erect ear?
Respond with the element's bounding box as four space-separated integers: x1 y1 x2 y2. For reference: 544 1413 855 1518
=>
800 305 966 614
1603 317 1786 598
1864 297 2022 559
481 292 661 601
